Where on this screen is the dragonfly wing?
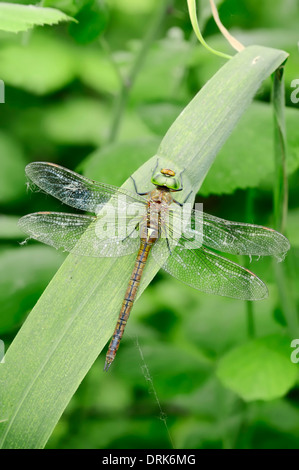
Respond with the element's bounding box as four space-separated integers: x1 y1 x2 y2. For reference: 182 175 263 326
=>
162 205 204 250
25 161 146 213
187 210 290 257
161 244 268 300
18 212 141 257
150 228 180 270
166 207 290 257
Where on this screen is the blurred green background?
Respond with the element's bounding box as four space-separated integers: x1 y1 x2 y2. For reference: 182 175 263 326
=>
1 0 299 449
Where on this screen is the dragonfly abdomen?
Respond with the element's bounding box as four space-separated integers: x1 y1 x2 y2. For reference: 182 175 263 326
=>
104 239 153 371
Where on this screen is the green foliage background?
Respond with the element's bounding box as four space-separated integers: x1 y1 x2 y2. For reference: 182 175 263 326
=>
0 0 299 449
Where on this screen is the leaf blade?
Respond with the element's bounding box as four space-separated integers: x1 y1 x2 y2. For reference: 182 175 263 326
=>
158 45 289 191
216 335 297 401
0 3 75 33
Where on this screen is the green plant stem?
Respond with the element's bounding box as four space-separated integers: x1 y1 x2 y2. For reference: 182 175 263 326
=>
209 0 244 52
272 65 288 233
99 36 124 87
187 0 232 59
108 0 173 143
246 301 255 338
274 261 298 337
271 64 298 337
245 189 256 338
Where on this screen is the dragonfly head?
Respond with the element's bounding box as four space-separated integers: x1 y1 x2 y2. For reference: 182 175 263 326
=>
151 168 182 191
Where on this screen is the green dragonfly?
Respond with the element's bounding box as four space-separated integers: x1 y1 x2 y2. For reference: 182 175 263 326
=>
19 161 290 370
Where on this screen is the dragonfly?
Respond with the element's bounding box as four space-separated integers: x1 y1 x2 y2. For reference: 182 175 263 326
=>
19 161 290 371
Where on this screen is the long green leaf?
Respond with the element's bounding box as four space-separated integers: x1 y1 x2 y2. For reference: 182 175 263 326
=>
0 45 288 449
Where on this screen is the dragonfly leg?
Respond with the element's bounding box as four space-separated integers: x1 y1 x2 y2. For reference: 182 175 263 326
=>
179 167 186 190
173 190 193 207
151 158 159 176
173 199 183 207
121 223 139 242
166 236 172 255
130 176 149 196
183 190 193 203
159 225 172 255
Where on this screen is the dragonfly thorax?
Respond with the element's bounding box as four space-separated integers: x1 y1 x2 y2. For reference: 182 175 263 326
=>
149 187 174 206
